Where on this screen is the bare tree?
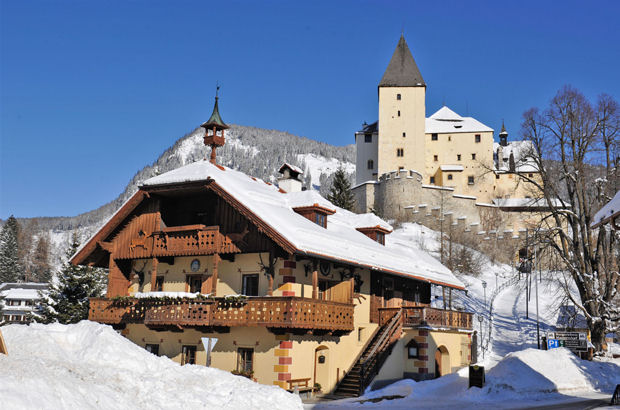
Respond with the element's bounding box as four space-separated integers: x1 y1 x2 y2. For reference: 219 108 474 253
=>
517 85 619 350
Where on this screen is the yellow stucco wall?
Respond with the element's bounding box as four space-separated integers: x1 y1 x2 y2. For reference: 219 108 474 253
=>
378 86 426 176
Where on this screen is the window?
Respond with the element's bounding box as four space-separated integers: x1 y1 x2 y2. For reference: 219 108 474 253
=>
457 154 461 161
367 159 374 170
448 136 451 141
315 213 326 228
447 174 453 180
186 275 202 293
468 176 475 185
358 328 363 342
398 110 401 117
155 276 164 292
242 274 259 296
528 173 533 177
406 339 419 359
398 166 404 172
397 148 404 157
495 174 500 179
475 134 481 143
402 132 406 137
364 134 372 143
237 348 254 372
376 232 385 245
471 153 476 160
430 176 435 184
182 345 196 365
434 155 438 162
396 94 401 100
145 344 160 356
431 133 438 141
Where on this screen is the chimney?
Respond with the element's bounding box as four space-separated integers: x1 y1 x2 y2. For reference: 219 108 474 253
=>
278 163 303 193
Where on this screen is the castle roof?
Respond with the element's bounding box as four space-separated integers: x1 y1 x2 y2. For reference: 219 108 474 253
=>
426 106 493 134
379 35 425 87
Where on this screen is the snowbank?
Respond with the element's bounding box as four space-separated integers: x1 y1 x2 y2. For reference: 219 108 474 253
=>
0 321 302 410
313 348 619 409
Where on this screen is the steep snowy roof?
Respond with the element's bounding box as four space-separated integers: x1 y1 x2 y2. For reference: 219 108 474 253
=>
426 106 493 134
143 161 463 289
592 190 620 228
493 140 539 172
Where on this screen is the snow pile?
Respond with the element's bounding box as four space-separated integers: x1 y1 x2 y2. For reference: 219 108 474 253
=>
0 321 302 410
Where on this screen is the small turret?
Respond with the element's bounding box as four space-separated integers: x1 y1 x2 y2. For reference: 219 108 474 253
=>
499 121 508 147
201 86 229 164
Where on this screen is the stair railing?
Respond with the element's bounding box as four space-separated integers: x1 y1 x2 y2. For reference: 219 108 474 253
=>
359 309 403 395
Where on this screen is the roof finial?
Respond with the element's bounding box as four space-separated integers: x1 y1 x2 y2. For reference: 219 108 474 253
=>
216 82 220 99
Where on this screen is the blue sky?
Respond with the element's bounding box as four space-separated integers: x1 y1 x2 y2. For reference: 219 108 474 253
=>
1 0 619 219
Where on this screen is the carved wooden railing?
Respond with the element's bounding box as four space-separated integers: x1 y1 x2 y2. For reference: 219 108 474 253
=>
378 306 473 330
151 225 240 257
89 296 354 331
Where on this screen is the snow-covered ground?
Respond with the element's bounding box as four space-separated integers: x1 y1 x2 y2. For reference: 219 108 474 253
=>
0 321 302 410
310 223 620 409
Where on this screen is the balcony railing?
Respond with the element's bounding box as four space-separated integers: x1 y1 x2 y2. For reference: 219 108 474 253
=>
151 225 240 257
89 296 354 332
378 306 473 330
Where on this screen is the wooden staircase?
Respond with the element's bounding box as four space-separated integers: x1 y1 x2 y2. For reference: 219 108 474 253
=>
333 310 403 397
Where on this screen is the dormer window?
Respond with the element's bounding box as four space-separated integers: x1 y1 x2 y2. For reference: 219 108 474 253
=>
356 226 391 245
293 204 335 229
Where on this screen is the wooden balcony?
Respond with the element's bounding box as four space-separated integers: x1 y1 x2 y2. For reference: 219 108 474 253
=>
378 306 473 330
151 225 240 257
89 296 354 333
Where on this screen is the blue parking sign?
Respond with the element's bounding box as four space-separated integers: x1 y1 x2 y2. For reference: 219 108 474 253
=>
547 339 560 349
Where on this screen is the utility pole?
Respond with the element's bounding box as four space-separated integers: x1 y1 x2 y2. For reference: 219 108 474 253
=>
525 229 529 319
535 246 540 349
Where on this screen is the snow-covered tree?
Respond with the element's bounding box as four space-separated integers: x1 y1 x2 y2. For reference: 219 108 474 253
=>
327 168 355 211
0 216 21 283
37 234 107 324
518 86 620 350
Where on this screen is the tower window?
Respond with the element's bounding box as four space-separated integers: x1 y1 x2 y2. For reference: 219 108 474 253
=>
457 154 461 161
367 159 374 169
448 136 451 141
364 134 372 143
475 134 481 143
398 110 401 117
528 173 533 177
431 133 438 141
447 174 453 180
471 153 476 160
496 174 500 179
430 176 435 184
397 148 404 157
397 94 401 100
468 176 475 185
402 132 406 137
434 155 438 162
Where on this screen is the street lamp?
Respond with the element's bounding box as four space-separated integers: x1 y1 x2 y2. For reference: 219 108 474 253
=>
481 280 487 308
477 315 485 359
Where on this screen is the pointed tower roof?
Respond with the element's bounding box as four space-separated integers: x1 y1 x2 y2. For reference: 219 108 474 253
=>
499 121 508 135
201 90 229 130
379 35 425 87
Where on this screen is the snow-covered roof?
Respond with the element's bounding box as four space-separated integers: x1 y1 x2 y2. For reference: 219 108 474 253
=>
592 190 620 228
440 164 464 172
142 161 464 289
0 288 42 300
425 106 493 134
345 212 392 232
278 163 303 176
493 140 539 172
286 190 336 212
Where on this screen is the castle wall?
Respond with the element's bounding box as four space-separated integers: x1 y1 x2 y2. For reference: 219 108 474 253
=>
355 132 378 185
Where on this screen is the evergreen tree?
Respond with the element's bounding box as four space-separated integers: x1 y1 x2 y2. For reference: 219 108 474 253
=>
0 216 21 283
31 235 52 283
38 234 107 324
327 168 355 211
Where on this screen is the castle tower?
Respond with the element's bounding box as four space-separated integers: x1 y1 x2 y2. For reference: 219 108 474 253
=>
201 87 229 164
499 121 508 146
377 34 426 177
